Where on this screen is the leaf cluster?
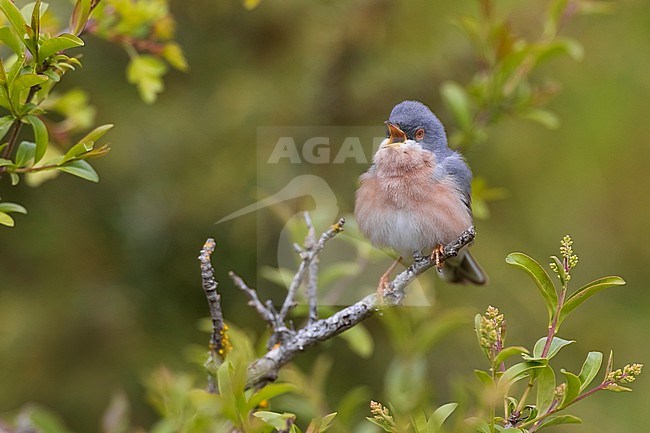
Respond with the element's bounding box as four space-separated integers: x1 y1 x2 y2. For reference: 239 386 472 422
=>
88 0 188 104
465 237 637 433
442 0 614 219
0 0 186 227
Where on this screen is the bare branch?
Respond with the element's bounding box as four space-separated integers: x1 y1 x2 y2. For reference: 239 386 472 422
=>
303 212 319 324
229 271 277 328
277 258 308 324
198 238 225 393
245 225 476 387
198 220 473 390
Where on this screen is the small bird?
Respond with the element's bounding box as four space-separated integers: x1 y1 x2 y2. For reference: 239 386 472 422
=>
354 100 486 290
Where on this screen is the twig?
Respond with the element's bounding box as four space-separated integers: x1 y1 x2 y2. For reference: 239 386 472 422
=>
277 254 308 325
304 212 319 324
198 238 226 393
0 121 24 177
229 271 277 328
230 215 346 349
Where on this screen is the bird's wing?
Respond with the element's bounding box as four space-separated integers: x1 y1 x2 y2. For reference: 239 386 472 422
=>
440 153 473 214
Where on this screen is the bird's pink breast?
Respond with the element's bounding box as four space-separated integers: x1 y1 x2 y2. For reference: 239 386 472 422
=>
354 147 471 255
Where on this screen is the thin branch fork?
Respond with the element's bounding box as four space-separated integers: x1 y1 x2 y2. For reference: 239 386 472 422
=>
245 226 476 387
199 218 475 390
229 214 345 348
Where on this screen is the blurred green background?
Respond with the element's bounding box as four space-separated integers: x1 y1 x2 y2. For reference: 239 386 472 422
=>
1 0 649 431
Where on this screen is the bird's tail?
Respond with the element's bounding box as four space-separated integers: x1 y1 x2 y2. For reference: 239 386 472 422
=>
437 250 487 285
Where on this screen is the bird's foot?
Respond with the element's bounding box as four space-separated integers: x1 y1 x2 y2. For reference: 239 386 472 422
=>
431 244 445 269
376 256 402 297
377 275 390 298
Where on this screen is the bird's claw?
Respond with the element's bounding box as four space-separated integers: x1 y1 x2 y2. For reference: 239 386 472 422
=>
377 275 391 298
431 244 445 269
376 256 402 298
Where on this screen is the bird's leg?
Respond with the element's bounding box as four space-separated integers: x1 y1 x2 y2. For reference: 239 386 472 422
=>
377 256 402 297
431 244 445 269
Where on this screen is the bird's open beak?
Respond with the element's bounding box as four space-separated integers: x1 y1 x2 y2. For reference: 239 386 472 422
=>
384 122 407 147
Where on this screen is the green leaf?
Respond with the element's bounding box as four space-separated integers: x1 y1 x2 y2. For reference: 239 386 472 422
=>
535 414 582 430
366 417 394 433
25 114 48 163
12 73 48 93
544 0 569 35
0 87 11 110
465 417 491 433
578 351 603 392
20 1 49 23
0 211 15 227
474 313 489 359
549 256 567 286
247 383 296 410
0 0 27 41
307 412 338 433
494 346 529 366
558 276 625 326
521 108 560 130
497 362 545 393
70 0 92 36
10 172 19 185
42 68 61 83
39 33 85 59
22 404 73 433
0 202 27 214
604 383 632 392
63 123 113 162
411 410 427 433
7 54 25 85
318 412 337 433
538 38 585 63
604 350 614 378
57 159 99 182
30 0 41 53
126 55 167 104
253 411 296 430
15 140 36 167
536 365 556 415
427 402 458 433
440 81 472 130
506 253 558 323
529 336 574 360
0 115 14 140
0 58 6 84
474 369 494 386
162 42 188 71
0 26 23 54
217 361 236 420
559 369 581 408
339 323 374 358
385 356 427 412
0 157 13 167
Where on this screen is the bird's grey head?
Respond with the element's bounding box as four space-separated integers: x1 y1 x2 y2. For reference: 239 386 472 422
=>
386 100 449 154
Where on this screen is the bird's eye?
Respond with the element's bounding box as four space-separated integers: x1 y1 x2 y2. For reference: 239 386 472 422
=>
415 128 425 140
